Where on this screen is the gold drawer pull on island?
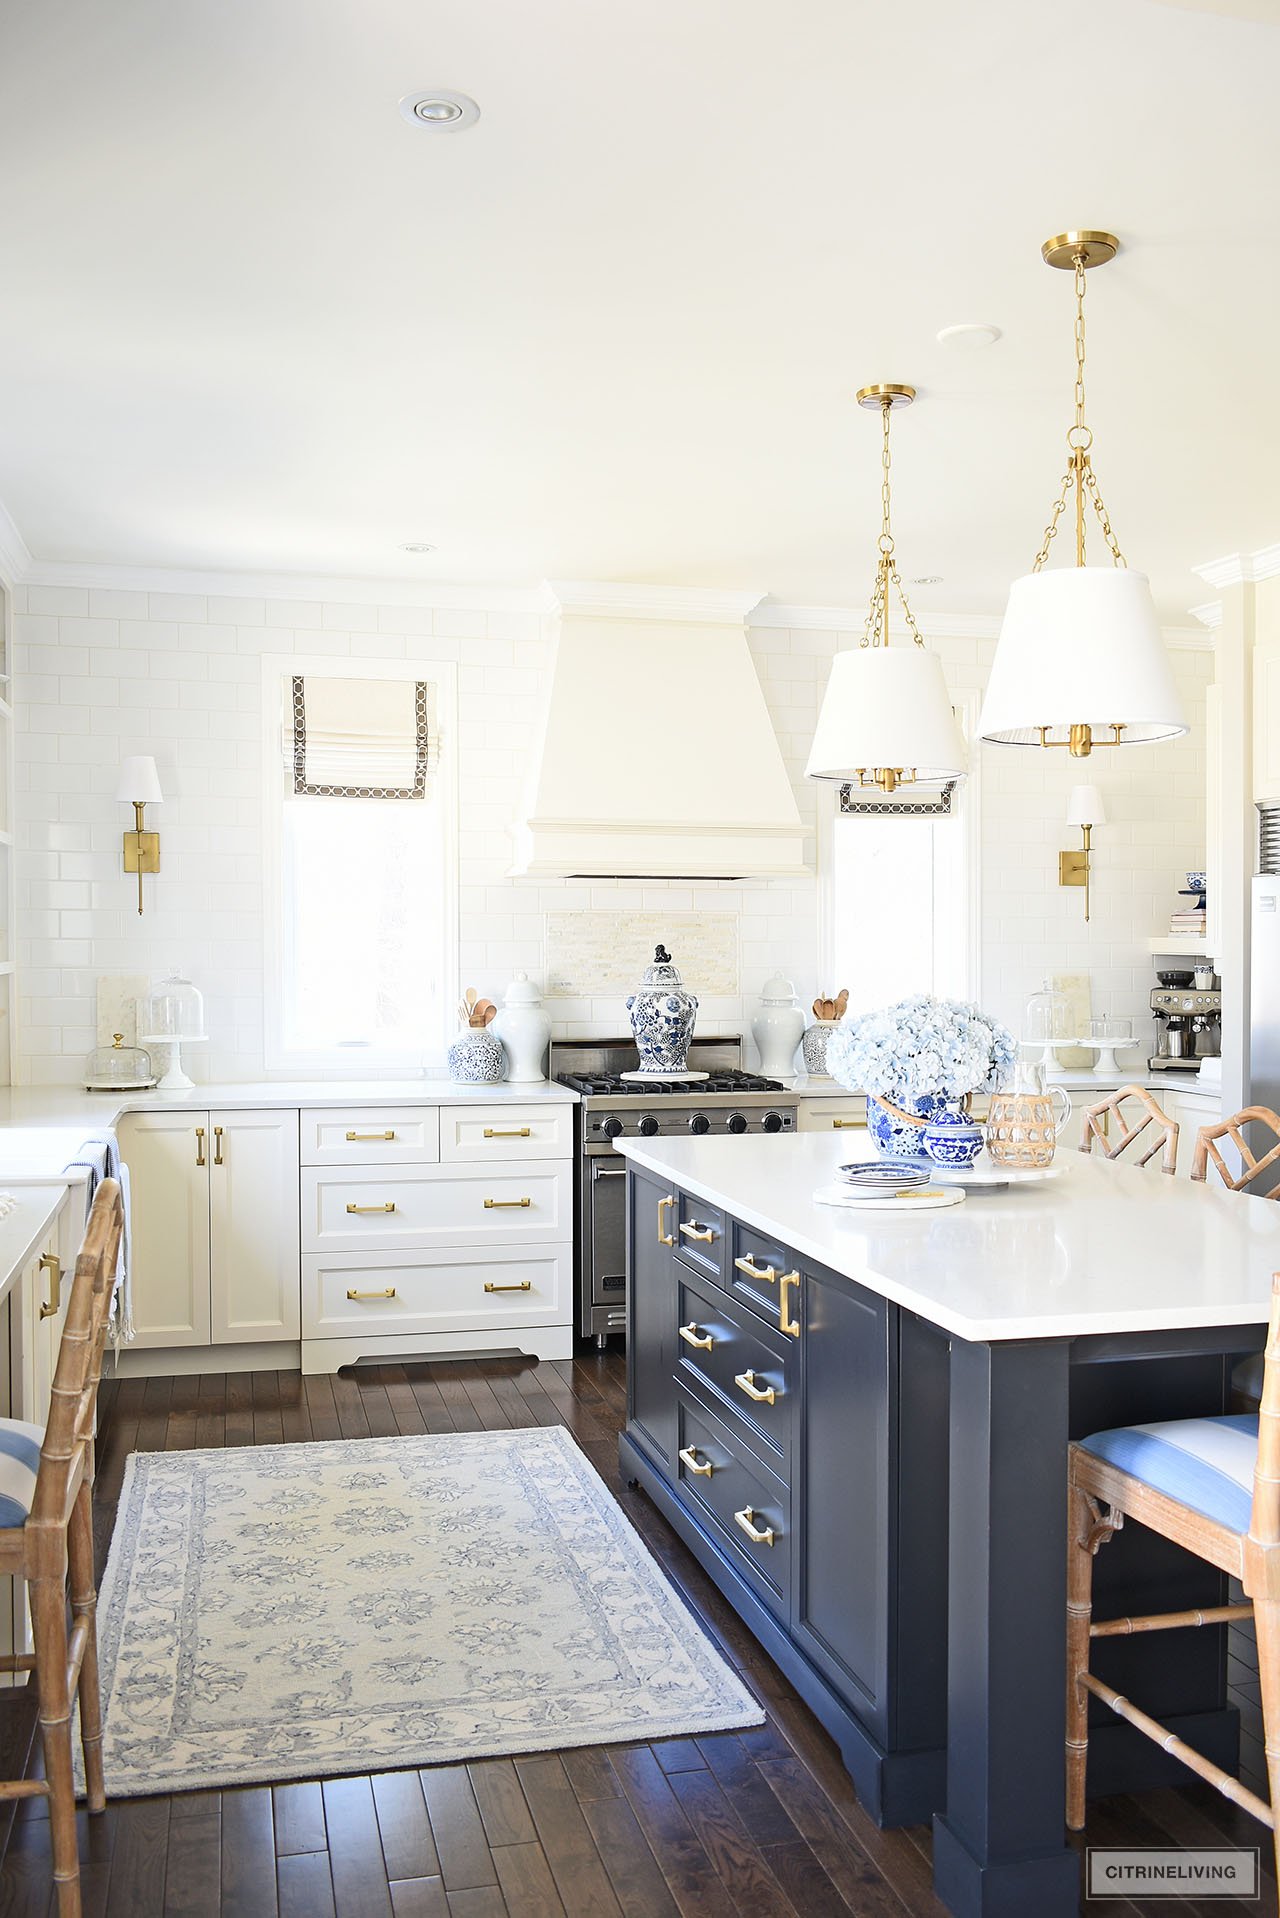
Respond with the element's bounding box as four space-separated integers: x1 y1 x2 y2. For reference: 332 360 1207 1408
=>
657 1195 675 1246
779 1270 801 1339
483 1127 531 1139
484 1280 532 1293
346 1286 397 1301
679 1220 716 1243
38 1252 61 1322
484 1197 532 1209
735 1369 776 1406
678 1446 713 1478
345 1202 397 1214
346 1130 396 1142
734 1506 776 1547
734 1254 776 1284
678 1322 714 1351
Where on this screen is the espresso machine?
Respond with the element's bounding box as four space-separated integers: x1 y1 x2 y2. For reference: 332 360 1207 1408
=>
1150 967 1222 1071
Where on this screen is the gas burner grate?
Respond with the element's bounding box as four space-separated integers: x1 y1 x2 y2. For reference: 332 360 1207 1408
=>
556 1069 786 1098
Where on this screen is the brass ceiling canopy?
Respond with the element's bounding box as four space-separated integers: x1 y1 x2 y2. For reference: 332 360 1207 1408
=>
1041 230 1119 271
855 382 916 410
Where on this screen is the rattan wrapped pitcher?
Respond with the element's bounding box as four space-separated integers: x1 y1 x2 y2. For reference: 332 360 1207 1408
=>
985 1060 1071 1168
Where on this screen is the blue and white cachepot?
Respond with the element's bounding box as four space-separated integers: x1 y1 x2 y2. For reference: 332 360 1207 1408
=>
626 945 698 1074
447 1027 506 1084
866 1090 944 1157
921 1102 985 1168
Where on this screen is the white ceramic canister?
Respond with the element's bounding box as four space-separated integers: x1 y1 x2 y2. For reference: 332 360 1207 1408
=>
490 970 553 1082
751 974 806 1080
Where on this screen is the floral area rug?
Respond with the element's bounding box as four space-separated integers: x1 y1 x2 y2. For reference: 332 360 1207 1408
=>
91 1425 762 1795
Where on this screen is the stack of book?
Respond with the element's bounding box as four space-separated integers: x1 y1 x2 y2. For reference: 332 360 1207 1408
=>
1170 905 1207 935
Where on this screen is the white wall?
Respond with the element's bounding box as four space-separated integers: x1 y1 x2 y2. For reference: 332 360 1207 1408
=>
9 578 1211 1084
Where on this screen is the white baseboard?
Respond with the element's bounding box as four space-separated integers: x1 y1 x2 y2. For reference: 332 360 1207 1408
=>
110 1341 302 1378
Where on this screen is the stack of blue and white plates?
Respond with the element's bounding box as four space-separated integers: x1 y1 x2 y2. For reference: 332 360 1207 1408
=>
835 1160 933 1193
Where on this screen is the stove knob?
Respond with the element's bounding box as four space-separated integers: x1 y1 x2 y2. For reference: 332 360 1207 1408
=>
727 1113 748 1135
688 1113 710 1135
638 1115 659 1137
762 1110 784 1133
601 1117 624 1139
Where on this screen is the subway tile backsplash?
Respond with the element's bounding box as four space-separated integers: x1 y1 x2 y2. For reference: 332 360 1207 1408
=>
9 583 1212 1083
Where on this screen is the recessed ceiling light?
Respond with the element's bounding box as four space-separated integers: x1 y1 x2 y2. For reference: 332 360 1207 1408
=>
936 323 1002 349
398 90 480 132
912 576 943 586
400 542 436 554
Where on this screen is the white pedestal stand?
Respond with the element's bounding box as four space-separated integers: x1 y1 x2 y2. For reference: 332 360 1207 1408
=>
139 1034 207 1092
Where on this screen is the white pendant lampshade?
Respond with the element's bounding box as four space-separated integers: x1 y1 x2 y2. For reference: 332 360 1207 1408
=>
980 569 1186 750
116 755 163 804
1065 782 1106 828
806 645 966 786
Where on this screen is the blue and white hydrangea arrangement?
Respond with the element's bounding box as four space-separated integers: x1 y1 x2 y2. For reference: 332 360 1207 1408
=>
827 994 1016 1156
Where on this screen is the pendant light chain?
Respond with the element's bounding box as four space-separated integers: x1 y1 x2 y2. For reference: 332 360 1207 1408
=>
1031 249 1127 574
860 396 927 651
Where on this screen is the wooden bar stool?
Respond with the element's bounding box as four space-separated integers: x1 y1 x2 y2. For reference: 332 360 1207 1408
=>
0 1182 122 1917
1078 1084 1178 1173
1191 1106 1280 1197
1066 1266 1280 1878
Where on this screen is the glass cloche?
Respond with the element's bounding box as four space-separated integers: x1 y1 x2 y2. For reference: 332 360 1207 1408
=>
140 973 206 1041
83 1033 154 1092
1023 978 1073 1076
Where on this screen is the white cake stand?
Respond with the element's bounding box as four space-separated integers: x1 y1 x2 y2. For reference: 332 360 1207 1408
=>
138 1034 207 1092
1073 1037 1142 1079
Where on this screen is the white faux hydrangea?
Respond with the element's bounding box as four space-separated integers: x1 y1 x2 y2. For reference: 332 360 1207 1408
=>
826 993 1016 1103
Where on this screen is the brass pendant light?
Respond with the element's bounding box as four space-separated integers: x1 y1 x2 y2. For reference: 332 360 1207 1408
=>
979 232 1186 757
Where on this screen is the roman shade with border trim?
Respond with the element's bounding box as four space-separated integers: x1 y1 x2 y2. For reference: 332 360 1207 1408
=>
290 674 435 799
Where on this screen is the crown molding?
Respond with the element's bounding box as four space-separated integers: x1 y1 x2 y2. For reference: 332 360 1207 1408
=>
0 499 32 590
750 600 1003 639
17 557 548 613
1189 599 1223 631
1192 543 1280 590
543 580 765 623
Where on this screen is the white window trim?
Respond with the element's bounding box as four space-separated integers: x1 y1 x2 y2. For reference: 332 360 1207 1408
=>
260 653 460 1076
815 689 982 1003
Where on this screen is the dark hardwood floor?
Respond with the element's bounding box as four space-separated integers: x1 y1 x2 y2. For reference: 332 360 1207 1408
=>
0 1352 1273 1917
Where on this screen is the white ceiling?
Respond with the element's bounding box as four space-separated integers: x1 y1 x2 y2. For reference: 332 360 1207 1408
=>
1 0 1278 618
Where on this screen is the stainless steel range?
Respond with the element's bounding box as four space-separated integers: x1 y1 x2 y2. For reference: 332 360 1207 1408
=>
552 1035 798 1346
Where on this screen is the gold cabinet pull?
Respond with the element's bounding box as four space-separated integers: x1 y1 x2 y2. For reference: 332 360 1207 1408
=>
484 1126 531 1139
734 1506 776 1547
779 1270 801 1339
346 1202 397 1214
733 1254 776 1285
484 1197 532 1209
679 1220 716 1244
38 1252 61 1322
734 1369 776 1406
213 1125 224 1167
657 1195 675 1246
832 1117 867 1129
346 1130 396 1141
484 1280 533 1292
346 1286 397 1301
195 1126 206 1167
678 1322 714 1351
678 1445 713 1479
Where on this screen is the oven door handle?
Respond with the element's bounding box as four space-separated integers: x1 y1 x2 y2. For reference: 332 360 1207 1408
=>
592 1166 626 1178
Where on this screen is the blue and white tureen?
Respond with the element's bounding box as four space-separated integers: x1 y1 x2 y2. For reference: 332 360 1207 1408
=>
626 945 698 1075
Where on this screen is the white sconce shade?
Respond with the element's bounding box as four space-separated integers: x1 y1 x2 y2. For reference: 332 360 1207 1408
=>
806 647 967 785
979 569 1187 747
1065 784 1107 828
116 755 163 805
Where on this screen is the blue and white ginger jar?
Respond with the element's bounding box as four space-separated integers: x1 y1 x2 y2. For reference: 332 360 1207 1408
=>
921 1102 985 1168
447 1027 506 1084
626 945 698 1074
866 1090 944 1157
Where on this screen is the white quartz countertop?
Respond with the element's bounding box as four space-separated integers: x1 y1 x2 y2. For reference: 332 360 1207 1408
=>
618 1131 1278 1344
791 1070 1216 1100
0 1078 575 1133
0 1185 76 1299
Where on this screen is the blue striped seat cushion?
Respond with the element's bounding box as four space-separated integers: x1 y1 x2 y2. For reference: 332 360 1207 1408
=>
0 1420 45 1529
1078 1414 1259 1534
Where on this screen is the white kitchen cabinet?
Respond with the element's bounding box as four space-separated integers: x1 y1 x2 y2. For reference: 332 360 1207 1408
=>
797 1093 868 1134
119 1109 299 1347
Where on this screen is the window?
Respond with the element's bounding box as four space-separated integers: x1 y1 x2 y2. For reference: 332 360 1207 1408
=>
263 657 457 1070
820 696 978 1013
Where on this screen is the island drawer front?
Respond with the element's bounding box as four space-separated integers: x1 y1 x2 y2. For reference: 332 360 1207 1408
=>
797 1097 867 1134
301 1107 440 1166
674 1193 726 1283
675 1271 793 1478
727 1222 794 1329
301 1162 571 1253
302 1242 570 1337
675 1389 791 1617
439 1104 573 1163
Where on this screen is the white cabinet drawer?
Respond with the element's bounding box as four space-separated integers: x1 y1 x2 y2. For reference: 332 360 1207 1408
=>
300 1106 440 1166
439 1102 573 1163
300 1161 572 1253
798 1096 867 1134
303 1242 571 1337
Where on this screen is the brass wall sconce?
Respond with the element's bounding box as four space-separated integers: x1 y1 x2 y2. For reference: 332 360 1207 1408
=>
1060 783 1106 922
117 755 163 915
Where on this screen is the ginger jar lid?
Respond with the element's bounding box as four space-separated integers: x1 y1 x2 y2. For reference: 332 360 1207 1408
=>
503 969 542 1007
760 973 797 1005
640 945 683 986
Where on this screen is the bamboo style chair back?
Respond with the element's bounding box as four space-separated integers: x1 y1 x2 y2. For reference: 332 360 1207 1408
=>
1078 1083 1179 1174
1191 1107 1280 1199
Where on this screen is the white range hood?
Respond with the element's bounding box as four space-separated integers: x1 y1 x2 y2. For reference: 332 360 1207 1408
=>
510 585 807 880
